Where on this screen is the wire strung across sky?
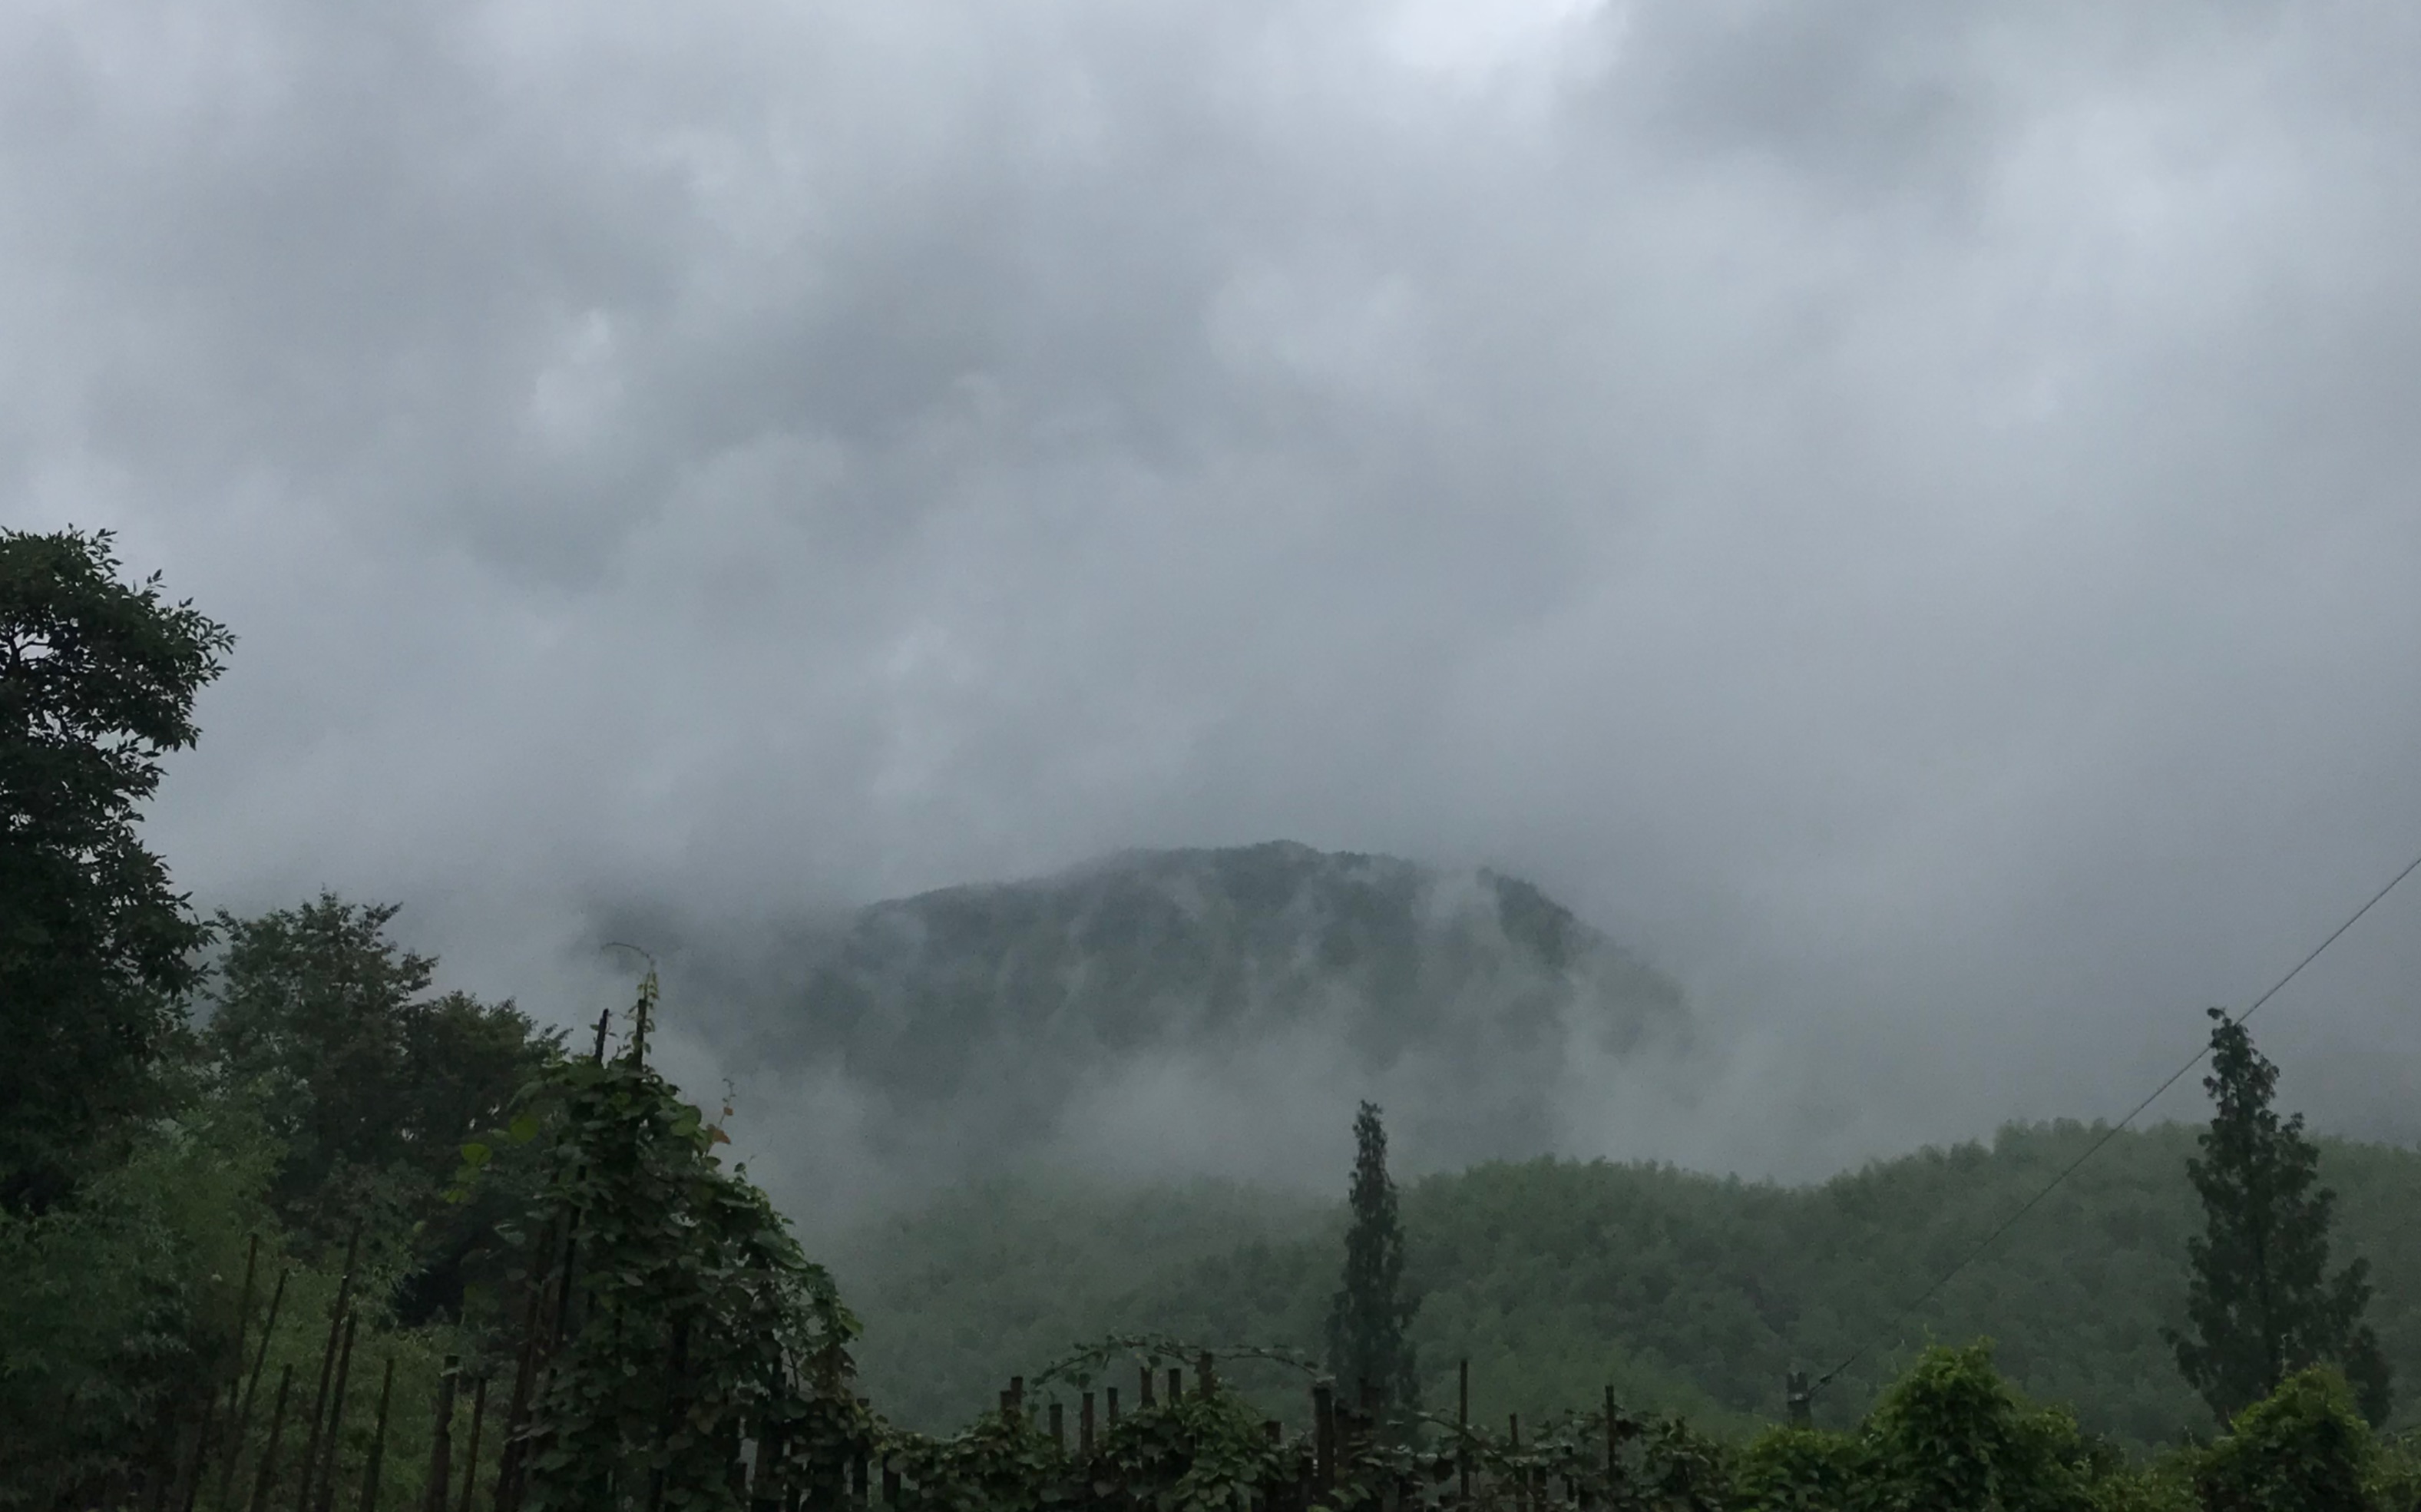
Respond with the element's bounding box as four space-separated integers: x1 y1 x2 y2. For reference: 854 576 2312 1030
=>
1810 842 2421 1395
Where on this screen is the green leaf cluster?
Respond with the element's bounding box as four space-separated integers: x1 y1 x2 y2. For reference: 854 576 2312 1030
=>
0 526 232 1209
494 1018 856 1512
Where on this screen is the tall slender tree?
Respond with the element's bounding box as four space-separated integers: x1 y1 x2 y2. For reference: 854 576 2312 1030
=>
0 527 232 1210
1326 1100 1420 1435
2165 1007 2391 1426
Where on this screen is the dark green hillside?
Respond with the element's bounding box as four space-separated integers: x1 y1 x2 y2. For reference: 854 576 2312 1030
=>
833 1120 2421 1447
714 842 1692 1173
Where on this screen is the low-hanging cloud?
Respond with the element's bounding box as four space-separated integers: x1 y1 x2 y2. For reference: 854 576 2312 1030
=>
9 0 2421 1191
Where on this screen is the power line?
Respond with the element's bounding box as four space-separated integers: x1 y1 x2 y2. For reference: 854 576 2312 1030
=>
1812 842 2421 1393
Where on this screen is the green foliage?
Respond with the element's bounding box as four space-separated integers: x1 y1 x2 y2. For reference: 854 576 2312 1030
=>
2191 1367 2373 1511
1862 1343 2100 1511
0 1100 273 1501
2168 1010 2390 1428
1732 1426 1868 1511
204 893 564 1248
837 1123 2421 1448
0 526 232 1209
1328 1101 1421 1436
497 978 855 1512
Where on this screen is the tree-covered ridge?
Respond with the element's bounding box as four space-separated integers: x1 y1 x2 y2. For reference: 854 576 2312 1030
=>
731 841 1688 1172
835 1120 2421 1449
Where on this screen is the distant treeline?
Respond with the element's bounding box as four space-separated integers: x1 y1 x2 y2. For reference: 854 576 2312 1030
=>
838 1121 2421 1449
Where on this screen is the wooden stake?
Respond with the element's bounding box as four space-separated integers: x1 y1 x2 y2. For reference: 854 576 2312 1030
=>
1312 1382 1335 1494
423 1358 459 1512
189 1236 261 1510
1079 1393 1095 1458
1457 1361 1470 1509
247 1366 296 1512
491 1229 555 1512
454 1376 488 1512
218 1269 289 1510
308 1315 359 1512
292 1226 362 1512
359 1357 396 1512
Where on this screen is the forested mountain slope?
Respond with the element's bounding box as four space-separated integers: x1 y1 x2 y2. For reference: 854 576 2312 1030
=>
722 842 1691 1175
832 1120 2421 1449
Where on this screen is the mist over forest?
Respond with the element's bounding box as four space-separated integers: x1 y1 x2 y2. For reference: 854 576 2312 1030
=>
15 1 2421 1506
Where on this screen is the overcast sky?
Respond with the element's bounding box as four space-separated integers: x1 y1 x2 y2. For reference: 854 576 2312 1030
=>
10 0 2421 1179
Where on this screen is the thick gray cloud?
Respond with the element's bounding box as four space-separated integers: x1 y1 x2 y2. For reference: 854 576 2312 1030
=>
10 0 2421 1181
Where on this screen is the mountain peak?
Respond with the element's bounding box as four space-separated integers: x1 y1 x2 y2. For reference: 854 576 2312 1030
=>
743 842 1688 1183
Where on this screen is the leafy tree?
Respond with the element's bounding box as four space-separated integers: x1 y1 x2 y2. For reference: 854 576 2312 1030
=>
0 527 233 1209
1325 1101 1419 1434
2167 1008 2391 1428
0 1097 276 1501
203 893 562 1249
2193 1367 2377 1512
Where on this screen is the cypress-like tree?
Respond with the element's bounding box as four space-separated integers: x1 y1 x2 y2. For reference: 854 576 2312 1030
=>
2165 1007 2392 1426
1326 1100 1420 1434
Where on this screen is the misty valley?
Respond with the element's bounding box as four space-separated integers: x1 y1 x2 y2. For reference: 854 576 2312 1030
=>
8 541 2419 1512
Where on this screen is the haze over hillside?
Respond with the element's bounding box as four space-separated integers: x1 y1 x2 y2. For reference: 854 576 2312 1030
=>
649 842 1697 1209
832 1122 2421 1447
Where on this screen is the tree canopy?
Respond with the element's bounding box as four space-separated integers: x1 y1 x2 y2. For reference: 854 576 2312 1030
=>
1325 1102 1420 1436
0 526 232 1210
2168 1007 2391 1427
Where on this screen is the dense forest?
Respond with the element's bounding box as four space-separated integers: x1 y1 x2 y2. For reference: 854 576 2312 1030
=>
835 1121 2421 1449
9 524 2421 1510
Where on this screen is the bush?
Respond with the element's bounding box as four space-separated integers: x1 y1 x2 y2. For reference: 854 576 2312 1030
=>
2193 1367 2373 1512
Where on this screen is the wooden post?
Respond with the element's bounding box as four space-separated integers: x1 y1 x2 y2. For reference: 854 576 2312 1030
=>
293 1227 363 1512
1457 1361 1470 1508
1047 1401 1064 1453
247 1366 296 1512
190 1235 261 1511
219 1269 290 1510
1167 1367 1182 1404
177 1377 220 1512
1196 1352 1215 1398
1079 1392 1095 1457
1311 1382 1335 1494
1105 1386 1120 1426
1138 1365 1155 1410
359 1357 395 1512
1507 1415 1522 1512
493 1244 553 1512
1602 1384 1622 1504
309 1315 359 1512
424 1357 459 1512
295 1230 360 1512
454 1375 488 1512
881 1459 901 1508
1785 1371 1812 1431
